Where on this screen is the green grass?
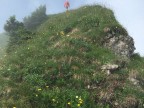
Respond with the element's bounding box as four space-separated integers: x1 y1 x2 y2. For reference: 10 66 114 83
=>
0 33 9 59
0 5 143 108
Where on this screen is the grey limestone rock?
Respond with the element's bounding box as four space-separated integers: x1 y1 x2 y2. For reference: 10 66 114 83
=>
103 32 135 58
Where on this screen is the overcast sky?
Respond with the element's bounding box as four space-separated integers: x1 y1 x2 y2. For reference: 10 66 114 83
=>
0 0 144 56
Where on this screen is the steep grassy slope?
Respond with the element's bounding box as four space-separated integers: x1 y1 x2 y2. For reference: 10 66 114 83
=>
0 33 9 59
0 5 143 108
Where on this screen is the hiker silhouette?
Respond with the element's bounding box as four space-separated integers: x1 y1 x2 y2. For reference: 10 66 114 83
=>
64 0 70 9
64 0 70 16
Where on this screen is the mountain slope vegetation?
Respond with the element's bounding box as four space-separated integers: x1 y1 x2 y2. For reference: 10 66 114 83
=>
0 33 9 59
0 5 144 108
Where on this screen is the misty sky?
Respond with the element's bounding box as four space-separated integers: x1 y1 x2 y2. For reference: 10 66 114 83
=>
0 0 144 56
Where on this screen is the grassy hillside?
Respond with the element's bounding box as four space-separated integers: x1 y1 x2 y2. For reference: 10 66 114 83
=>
0 33 9 59
0 5 144 108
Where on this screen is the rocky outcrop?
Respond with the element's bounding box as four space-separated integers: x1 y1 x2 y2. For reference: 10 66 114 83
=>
101 64 119 75
128 69 140 86
103 27 135 58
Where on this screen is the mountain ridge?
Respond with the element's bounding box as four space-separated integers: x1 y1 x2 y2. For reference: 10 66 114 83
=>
0 5 143 108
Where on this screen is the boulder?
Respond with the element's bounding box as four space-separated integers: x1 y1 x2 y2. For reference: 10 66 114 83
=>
101 64 119 75
103 32 135 58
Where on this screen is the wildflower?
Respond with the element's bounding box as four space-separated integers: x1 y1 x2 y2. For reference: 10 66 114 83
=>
66 34 70 37
79 98 82 101
52 99 56 102
28 47 30 50
76 96 79 98
67 102 71 105
37 88 42 91
36 94 38 97
13 107 16 108
77 104 81 107
79 100 83 104
79 98 83 104
46 86 49 88
60 31 65 36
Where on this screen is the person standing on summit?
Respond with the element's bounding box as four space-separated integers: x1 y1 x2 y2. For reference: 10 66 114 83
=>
64 0 70 16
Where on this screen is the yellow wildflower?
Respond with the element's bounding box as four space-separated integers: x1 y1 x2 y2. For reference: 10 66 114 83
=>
46 86 49 88
37 88 42 91
67 102 71 105
76 96 79 98
36 94 38 97
79 98 83 104
79 100 83 104
79 98 82 101
13 107 16 108
77 104 81 107
60 31 65 36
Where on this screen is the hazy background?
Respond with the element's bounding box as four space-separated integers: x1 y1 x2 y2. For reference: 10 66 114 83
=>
0 0 143 56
